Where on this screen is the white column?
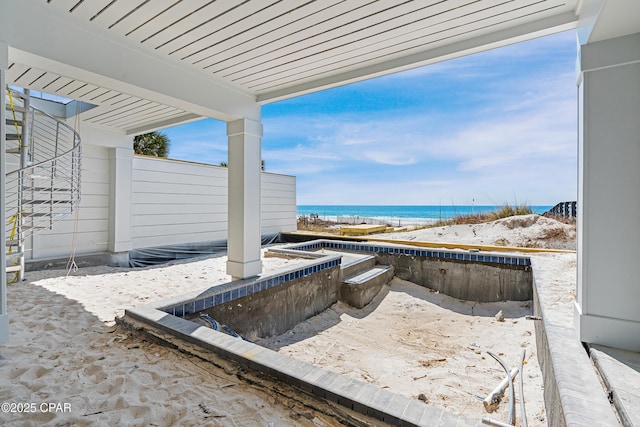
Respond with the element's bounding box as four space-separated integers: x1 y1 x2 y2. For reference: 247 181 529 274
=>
1 41 9 342
226 118 263 279
575 32 640 352
108 146 133 256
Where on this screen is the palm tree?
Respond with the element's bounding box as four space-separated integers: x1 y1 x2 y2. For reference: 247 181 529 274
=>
133 131 170 157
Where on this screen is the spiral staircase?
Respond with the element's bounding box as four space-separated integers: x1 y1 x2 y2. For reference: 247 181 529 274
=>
4 87 82 281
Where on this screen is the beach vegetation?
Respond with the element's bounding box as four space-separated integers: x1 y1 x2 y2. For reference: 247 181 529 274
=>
297 216 340 234
133 131 170 157
429 203 534 227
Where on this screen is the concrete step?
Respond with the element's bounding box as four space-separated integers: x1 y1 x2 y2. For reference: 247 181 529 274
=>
340 265 395 309
340 253 376 279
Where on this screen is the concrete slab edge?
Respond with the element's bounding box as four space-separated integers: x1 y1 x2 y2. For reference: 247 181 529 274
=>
590 346 639 427
531 260 619 427
122 304 482 427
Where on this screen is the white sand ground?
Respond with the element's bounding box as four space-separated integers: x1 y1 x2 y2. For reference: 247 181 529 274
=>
1 254 335 427
1 215 576 426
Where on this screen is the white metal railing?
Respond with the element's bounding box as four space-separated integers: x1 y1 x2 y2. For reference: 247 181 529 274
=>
4 88 81 280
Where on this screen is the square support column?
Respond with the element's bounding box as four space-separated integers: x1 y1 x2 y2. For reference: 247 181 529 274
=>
226 118 263 279
108 146 133 258
575 32 640 352
1 41 9 342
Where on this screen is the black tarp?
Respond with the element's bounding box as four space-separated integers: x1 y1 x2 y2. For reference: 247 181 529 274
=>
128 233 281 267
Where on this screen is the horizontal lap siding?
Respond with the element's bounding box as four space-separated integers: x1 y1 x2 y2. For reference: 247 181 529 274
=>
132 157 296 249
132 157 228 248
31 144 110 259
261 173 296 235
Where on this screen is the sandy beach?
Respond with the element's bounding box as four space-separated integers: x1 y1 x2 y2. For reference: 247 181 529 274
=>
1 214 576 426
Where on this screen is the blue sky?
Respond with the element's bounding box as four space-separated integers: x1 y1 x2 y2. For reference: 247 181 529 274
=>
165 30 578 206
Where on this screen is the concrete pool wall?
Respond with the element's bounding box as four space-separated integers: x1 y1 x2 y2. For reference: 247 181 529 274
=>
376 252 532 302
192 262 341 339
154 251 342 339
152 240 532 341
121 239 543 426
281 239 533 303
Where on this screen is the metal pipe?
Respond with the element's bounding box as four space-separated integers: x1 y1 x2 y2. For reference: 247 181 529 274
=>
519 349 528 427
483 366 520 411
17 89 30 282
487 351 515 426
482 416 516 427
1 66 9 343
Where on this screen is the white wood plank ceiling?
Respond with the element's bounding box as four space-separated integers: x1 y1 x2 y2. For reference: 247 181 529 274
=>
6 61 196 133
6 0 579 131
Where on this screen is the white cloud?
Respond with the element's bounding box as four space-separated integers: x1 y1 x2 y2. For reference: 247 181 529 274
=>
163 31 579 206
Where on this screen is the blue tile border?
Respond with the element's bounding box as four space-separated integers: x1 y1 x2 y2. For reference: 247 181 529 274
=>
162 254 342 318
285 239 531 267
161 239 530 319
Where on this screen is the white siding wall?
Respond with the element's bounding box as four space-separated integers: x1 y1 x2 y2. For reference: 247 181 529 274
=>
30 143 111 259
131 156 296 250
131 157 228 249
261 172 296 235
23 121 297 260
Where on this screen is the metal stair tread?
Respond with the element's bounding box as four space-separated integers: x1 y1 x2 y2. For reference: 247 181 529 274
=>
21 225 49 230
24 199 73 204
5 265 22 273
5 252 24 260
25 186 73 192
344 266 393 284
5 240 19 247
5 148 21 154
5 105 26 113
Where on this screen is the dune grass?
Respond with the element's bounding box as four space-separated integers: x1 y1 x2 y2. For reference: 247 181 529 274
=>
429 203 534 227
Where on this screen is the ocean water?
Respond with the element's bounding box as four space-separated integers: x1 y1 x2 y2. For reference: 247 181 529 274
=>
297 205 553 226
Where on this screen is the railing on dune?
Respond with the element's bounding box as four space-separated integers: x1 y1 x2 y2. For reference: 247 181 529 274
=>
544 201 576 219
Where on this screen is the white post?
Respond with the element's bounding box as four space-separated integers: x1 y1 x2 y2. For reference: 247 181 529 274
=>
108 146 133 261
226 118 262 279
1 41 9 342
575 32 640 352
